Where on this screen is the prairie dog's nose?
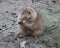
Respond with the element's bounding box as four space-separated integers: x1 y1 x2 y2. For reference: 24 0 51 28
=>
24 16 31 19
24 16 27 19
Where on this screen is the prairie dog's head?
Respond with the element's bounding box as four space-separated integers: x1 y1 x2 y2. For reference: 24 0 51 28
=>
18 6 37 27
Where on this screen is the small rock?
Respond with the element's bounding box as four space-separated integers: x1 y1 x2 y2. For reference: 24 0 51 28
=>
20 41 27 48
0 28 2 30
6 11 9 13
16 0 18 1
2 24 7 28
11 13 16 15
52 0 56 3
31 0 34 3
35 0 40 2
54 43 58 48
12 23 14 25
13 20 16 23
0 0 2 3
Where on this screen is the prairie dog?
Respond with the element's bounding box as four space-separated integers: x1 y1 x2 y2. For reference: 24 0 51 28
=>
17 6 44 38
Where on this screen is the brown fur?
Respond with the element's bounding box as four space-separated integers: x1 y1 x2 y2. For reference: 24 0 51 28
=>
17 6 44 38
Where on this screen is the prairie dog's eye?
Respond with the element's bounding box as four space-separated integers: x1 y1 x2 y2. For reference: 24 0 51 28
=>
28 11 31 14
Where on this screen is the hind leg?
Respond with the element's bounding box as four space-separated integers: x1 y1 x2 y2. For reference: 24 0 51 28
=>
18 29 26 38
33 30 43 38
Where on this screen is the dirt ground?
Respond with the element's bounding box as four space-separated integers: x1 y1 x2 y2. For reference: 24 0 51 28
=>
0 0 60 48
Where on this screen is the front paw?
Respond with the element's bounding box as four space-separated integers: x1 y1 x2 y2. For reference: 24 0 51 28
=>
18 29 26 38
33 31 43 38
17 33 26 38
